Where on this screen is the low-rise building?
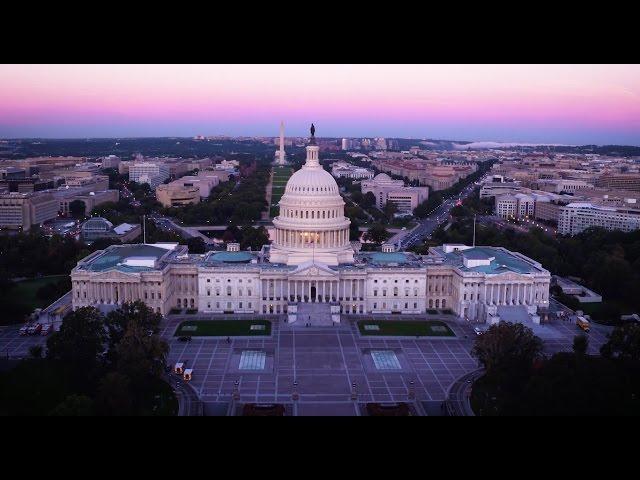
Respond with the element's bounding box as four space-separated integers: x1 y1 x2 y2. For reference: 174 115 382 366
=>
558 202 640 235
331 161 374 179
495 194 518 219
361 173 428 214
0 192 60 231
595 173 640 192
129 162 170 188
156 183 201 208
80 216 141 243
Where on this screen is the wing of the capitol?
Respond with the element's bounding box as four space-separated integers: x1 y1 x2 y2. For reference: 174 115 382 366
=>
71 130 551 325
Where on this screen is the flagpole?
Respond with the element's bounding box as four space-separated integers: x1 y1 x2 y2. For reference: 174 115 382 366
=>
473 214 476 247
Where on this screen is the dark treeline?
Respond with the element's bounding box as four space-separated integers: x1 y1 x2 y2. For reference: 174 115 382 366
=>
471 321 640 415
3 137 280 160
163 164 270 226
0 301 175 416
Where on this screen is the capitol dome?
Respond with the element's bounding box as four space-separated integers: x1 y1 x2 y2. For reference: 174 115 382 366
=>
284 168 340 196
269 126 355 266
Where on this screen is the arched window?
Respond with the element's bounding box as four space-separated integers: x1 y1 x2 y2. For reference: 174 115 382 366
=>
226 286 232 296
247 288 252 296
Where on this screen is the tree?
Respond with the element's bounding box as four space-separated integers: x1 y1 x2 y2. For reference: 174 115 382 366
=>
222 228 236 243
46 307 107 384
95 372 134 416
363 223 389 244
69 200 86 219
383 201 398 220
472 321 543 385
186 237 206 254
115 329 169 382
361 192 376 209
105 301 168 382
50 394 94 416
600 322 640 362
104 301 163 352
573 334 589 356
29 345 43 359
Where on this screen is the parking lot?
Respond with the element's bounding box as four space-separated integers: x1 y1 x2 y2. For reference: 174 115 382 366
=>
0 325 49 359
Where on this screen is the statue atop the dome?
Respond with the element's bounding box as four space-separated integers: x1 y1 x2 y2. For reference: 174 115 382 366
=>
310 123 315 138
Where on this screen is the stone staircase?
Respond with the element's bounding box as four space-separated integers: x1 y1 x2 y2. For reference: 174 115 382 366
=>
295 302 334 326
496 305 532 324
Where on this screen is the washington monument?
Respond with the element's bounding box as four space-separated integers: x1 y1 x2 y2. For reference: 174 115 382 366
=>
277 121 286 165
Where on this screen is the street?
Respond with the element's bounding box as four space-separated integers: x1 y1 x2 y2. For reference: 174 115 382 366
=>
400 175 489 249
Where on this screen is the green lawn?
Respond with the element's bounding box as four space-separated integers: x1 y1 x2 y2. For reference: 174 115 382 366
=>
357 320 455 337
174 320 272 337
13 275 68 309
270 166 293 217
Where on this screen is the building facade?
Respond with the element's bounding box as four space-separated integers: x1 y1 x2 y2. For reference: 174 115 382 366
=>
361 173 428 213
72 132 550 324
557 202 640 235
129 162 170 188
156 183 201 208
0 192 59 231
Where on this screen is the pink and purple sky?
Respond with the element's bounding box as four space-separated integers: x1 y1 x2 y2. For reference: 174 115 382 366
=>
1 64 639 145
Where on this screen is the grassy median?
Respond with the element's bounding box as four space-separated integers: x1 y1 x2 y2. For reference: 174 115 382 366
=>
174 319 272 337
357 320 455 337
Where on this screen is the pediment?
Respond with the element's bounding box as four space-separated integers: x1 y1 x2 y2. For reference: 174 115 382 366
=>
490 271 529 282
91 269 143 281
289 261 337 278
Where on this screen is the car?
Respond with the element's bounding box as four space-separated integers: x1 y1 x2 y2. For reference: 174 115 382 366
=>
27 323 42 335
473 327 483 335
41 324 53 336
19 324 31 336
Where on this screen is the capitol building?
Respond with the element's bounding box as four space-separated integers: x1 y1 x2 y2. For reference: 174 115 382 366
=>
71 130 551 325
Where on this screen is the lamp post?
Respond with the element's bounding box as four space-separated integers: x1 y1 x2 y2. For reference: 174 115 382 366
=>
408 380 415 400
351 382 357 401
292 380 299 401
233 380 240 401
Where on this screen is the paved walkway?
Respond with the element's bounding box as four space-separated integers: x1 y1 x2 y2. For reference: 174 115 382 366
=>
162 317 486 406
263 168 274 221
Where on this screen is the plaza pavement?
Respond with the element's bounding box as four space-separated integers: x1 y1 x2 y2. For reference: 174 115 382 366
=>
159 314 613 415
0 311 613 416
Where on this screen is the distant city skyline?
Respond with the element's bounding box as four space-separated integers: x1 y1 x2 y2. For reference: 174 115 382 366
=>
1 64 639 145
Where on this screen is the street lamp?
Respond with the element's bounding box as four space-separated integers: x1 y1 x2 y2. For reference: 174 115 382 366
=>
233 379 240 401
292 380 299 401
